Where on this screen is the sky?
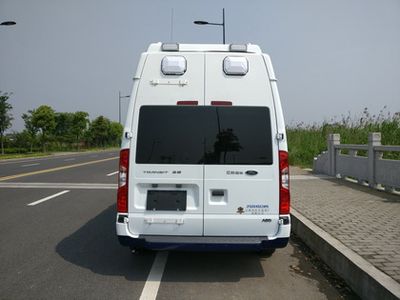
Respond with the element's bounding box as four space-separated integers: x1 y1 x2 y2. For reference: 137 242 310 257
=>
1 0 399 131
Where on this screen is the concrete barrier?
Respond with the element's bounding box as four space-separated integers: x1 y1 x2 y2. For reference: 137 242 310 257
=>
313 132 400 192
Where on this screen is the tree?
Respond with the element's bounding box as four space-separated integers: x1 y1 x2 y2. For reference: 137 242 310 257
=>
109 121 123 146
71 111 89 150
0 92 13 155
31 105 56 152
54 112 74 147
13 130 31 151
88 116 110 147
22 110 39 152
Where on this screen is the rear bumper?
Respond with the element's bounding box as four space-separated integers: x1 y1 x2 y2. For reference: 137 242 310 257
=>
116 214 291 251
118 235 289 251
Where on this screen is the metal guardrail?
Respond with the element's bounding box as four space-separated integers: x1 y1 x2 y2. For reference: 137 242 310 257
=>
313 132 400 192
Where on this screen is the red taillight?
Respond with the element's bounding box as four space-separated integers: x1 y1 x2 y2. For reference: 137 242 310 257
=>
211 101 232 106
279 150 290 214
117 149 129 213
177 100 198 105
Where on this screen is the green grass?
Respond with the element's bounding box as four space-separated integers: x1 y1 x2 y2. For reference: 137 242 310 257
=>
287 108 400 167
0 152 51 160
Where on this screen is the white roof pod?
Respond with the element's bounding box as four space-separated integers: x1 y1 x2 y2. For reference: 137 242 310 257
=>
161 56 187 75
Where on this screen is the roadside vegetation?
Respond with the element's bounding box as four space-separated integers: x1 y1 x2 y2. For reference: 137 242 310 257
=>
0 91 122 158
287 107 400 167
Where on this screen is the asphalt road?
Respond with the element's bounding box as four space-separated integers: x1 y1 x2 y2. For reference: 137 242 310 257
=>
0 151 354 299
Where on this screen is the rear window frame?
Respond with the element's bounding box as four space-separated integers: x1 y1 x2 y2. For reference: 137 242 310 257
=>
135 105 274 165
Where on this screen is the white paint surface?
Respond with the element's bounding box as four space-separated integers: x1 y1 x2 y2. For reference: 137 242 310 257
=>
21 163 40 167
27 190 70 206
106 171 118 176
139 251 169 300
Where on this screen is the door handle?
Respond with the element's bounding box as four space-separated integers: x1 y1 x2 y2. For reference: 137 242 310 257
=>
211 190 225 196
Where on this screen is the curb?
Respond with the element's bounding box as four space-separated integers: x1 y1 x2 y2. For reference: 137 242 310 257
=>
291 208 400 300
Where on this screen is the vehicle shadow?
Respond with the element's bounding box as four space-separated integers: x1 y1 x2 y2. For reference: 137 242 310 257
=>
162 251 265 282
56 204 266 282
56 204 154 282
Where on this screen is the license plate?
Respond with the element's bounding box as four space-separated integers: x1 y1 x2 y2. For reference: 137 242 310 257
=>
146 190 187 211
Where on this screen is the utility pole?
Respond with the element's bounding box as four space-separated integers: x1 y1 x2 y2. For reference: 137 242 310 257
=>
118 91 130 124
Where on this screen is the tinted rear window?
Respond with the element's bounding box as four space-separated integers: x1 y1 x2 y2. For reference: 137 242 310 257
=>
136 106 273 165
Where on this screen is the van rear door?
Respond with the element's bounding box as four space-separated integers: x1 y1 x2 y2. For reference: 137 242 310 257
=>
128 53 206 236
203 53 280 236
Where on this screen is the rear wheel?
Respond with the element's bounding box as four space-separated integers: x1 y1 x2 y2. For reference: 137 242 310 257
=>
259 248 276 256
129 245 140 253
129 246 153 255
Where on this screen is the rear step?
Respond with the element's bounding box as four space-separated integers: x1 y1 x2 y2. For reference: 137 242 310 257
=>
140 235 273 244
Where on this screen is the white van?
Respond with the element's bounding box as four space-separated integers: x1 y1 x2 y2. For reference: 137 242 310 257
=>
116 43 290 252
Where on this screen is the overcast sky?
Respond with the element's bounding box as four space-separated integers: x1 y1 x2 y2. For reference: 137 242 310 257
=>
1 0 399 131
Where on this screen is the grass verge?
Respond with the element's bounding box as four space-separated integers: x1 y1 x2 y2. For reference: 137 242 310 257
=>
287 108 400 167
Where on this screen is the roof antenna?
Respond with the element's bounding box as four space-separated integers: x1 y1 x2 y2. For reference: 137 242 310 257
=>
170 8 174 42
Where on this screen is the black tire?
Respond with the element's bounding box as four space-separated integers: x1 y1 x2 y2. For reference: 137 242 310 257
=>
129 246 152 255
259 248 276 256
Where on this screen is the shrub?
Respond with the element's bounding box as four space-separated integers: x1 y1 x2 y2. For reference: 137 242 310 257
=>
287 108 400 167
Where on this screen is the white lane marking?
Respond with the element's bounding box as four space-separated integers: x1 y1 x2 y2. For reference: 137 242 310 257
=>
0 151 118 166
21 163 40 167
302 168 313 171
139 251 169 300
106 171 118 176
27 190 70 206
64 158 75 161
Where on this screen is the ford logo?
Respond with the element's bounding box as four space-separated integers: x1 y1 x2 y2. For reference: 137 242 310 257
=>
245 170 258 176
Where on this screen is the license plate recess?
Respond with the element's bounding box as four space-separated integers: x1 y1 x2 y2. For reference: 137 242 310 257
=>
146 190 187 211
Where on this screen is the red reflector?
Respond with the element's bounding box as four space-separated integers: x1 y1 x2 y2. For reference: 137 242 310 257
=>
280 187 290 214
279 150 288 172
117 149 129 213
211 101 232 106
279 150 290 215
177 101 198 105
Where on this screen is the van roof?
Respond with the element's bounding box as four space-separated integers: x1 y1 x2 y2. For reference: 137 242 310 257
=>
147 42 263 54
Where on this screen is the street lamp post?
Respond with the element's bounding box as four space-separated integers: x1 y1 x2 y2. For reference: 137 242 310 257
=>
118 91 130 124
194 8 225 44
0 21 16 26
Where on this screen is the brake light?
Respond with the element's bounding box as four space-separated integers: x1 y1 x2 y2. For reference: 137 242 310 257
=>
117 149 129 213
211 101 232 106
279 150 290 214
177 100 198 105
